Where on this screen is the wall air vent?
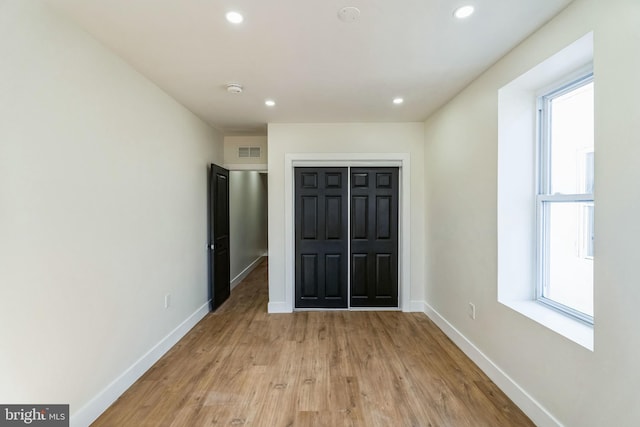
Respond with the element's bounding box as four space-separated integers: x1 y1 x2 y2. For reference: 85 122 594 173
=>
238 147 261 158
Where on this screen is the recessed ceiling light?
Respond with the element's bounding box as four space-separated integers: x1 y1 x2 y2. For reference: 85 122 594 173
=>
393 97 404 105
265 99 276 107
454 5 475 19
226 11 244 24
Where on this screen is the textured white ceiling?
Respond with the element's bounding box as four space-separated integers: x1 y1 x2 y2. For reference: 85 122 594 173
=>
45 0 573 133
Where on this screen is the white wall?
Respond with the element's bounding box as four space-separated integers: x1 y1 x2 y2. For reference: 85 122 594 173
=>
229 171 268 284
0 0 223 422
267 123 425 312
423 0 640 425
224 135 268 170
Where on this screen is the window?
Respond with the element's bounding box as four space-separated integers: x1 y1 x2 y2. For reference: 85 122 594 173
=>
498 32 594 349
537 73 594 324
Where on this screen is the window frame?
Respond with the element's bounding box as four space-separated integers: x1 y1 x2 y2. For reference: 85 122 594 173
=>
536 71 594 325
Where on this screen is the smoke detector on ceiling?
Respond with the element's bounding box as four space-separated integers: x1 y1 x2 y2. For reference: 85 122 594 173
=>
338 7 360 23
226 83 243 94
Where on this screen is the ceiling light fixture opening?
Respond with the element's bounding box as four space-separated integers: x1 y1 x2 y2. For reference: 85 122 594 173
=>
338 7 361 23
454 5 475 19
265 99 276 107
393 97 404 105
226 11 244 24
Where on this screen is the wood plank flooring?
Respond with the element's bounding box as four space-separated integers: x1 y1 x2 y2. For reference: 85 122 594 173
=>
92 259 534 426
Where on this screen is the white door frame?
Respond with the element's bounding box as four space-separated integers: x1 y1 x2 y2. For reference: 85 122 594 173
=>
284 153 412 312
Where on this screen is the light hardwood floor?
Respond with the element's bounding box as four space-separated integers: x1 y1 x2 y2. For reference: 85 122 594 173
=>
92 259 534 426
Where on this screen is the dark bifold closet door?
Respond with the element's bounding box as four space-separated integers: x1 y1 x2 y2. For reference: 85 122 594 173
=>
350 168 399 307
295 168 349 308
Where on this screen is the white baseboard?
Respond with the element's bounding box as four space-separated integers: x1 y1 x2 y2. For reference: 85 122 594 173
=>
71 302 210 427
406 300 425 312
268 300 421 314
267 301 292 313
231 256 264 290
423 302 563 427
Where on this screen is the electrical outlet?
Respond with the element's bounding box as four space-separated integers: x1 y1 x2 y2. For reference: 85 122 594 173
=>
468 302 476 320
164 294 171 309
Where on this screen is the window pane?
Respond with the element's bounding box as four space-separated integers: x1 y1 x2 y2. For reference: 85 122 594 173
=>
550 82 594 194
545 202 594 316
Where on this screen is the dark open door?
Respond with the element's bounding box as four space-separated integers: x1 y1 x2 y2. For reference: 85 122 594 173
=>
350 167 399 307
295 167 348 308
209 164 230 311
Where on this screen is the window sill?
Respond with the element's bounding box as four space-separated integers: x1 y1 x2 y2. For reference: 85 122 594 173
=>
500 299 594 351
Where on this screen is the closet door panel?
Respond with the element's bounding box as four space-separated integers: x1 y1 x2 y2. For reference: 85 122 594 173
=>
350 168 399 307
295 168 348 308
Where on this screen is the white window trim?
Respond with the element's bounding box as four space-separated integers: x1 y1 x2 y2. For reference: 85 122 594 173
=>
536 72 594 325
